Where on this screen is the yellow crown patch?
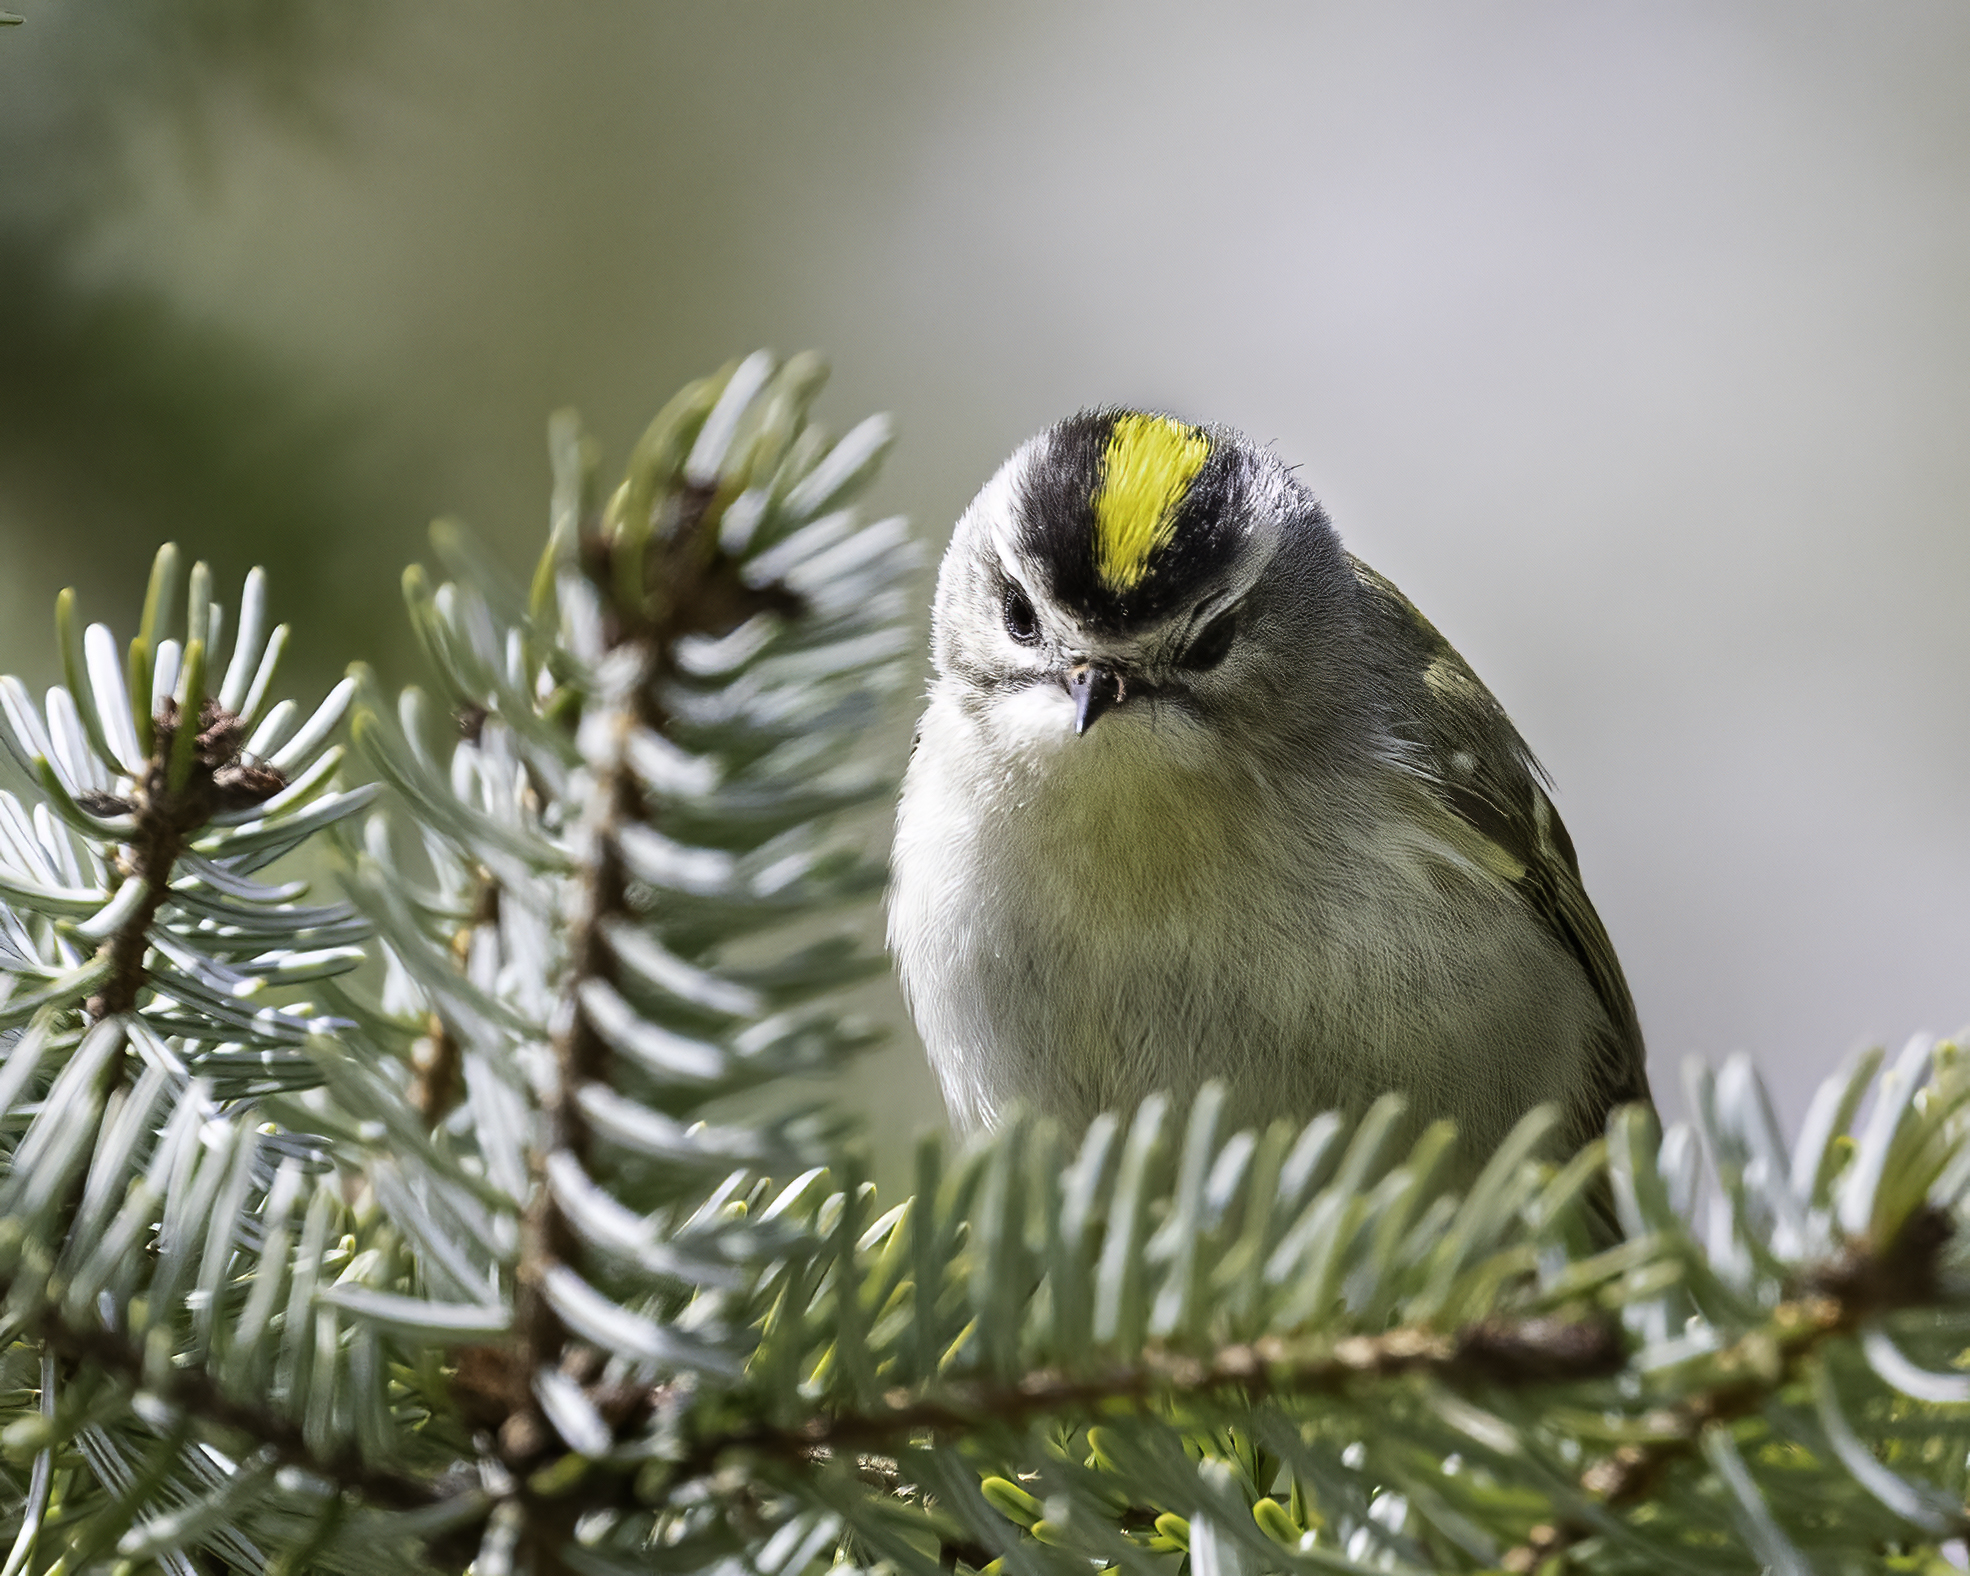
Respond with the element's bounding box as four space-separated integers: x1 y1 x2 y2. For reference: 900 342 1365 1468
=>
1092 414 1210 592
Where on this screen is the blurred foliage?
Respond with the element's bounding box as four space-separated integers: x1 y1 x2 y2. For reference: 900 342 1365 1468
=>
0 0 414 694
0 239 416 689
2 0 369 200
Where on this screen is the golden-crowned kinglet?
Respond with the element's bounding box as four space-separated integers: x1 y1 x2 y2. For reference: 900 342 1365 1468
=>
888 411 1650 1175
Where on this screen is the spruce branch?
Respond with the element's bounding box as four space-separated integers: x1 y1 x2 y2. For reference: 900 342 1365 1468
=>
0 550 383 1571
336 353 913 1571
2 357 1969 1574
84 695 288 1026
0 1273 445 1515
670 1313 1629 1483
1506 1204 1961 1572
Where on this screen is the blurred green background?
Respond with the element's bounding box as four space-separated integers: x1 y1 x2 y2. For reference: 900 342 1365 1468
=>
4 2 1968 1154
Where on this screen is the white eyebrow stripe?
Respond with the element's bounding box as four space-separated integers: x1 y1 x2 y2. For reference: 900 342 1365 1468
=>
977 437 1044 566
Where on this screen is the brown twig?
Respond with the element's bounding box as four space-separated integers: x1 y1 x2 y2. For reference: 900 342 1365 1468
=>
8 1280 444 1515
666 1315 1627 1488
82 699 285 1027
410 870 501 1124
19 699 302 1565
495 458 802 1571
409 1012 463 1124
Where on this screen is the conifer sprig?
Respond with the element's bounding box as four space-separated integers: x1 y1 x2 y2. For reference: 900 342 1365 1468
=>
0 357 1963 1574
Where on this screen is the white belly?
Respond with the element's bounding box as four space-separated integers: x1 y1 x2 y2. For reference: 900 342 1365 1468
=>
889 685 1602 1172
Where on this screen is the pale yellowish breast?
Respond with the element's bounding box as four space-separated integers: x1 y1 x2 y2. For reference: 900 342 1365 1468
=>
1092 414 1211 591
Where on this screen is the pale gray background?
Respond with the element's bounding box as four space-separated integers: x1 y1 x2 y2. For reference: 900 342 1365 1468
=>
4 3 1966 1153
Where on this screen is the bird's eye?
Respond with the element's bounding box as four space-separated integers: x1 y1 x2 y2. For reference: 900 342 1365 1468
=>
1003 586 1041 644
1179 610 1237 671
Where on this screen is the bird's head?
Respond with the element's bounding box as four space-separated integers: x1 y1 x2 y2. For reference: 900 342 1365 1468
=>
932 410 1362 760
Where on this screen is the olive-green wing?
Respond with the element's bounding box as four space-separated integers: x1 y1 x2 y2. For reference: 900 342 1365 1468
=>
1349 558 1651 1154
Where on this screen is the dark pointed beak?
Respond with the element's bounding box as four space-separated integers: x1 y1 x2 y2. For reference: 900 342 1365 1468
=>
1064 664 1126 735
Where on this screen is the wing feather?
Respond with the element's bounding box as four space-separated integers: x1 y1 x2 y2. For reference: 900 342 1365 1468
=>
1349 558 1651 1152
